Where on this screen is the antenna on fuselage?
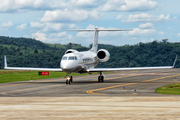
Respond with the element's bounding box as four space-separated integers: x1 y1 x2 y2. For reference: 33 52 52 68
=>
67 28 133 53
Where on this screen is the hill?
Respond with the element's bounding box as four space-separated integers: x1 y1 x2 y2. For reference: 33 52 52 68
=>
0 36 180 69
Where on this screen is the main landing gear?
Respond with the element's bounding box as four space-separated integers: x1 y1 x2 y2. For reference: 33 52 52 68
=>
65 73 73 85
98 72 104 82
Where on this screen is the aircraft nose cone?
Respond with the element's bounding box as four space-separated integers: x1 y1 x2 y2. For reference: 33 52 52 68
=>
61 62 72 72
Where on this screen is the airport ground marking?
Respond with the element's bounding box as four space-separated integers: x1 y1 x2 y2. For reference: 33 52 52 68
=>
86 73 180 95
0 72 140 95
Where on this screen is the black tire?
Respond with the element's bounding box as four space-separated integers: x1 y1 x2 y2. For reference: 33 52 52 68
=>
69 80 71 84
70 76 73 83
98 76 101 82
101 76 104 82
66 80 68 84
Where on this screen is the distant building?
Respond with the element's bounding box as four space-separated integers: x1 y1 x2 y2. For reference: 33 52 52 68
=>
68 43 81 46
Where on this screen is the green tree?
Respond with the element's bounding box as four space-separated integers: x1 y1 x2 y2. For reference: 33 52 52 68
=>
34 49 38 54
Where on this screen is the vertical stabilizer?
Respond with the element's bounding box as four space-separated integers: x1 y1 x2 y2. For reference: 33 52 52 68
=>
67 28 133 53
4 55 7 68
90 28 98 53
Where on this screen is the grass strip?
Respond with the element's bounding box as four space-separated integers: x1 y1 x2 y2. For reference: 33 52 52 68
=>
0 70 99 84
155 83 180 95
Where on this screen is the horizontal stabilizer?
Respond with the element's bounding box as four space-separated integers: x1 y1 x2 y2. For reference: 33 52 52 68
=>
67 29 133 32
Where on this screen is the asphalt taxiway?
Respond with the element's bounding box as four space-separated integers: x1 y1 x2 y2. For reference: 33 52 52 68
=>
0 69 180 97
1 69 180 119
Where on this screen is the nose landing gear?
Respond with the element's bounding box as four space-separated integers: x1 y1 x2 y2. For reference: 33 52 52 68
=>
65 73 73 85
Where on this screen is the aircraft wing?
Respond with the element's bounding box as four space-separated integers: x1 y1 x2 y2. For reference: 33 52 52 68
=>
87 55 177 72
4 56 62 71
4 67 63 71
87 66 173 72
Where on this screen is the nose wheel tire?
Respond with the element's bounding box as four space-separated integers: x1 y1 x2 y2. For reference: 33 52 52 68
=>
70 76 73 83
66 76 73 85
66 80 71 84
66 80 68 84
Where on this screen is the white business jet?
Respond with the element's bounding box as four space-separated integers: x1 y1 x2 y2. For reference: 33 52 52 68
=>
4 28 177 84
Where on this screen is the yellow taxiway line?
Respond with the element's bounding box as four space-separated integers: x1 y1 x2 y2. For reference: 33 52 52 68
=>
86 73 180 95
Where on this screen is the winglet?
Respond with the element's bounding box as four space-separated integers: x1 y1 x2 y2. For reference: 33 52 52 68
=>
173 55 178 68
4 55 7 68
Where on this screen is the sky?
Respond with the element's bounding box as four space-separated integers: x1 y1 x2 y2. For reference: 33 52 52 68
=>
0 0 180 47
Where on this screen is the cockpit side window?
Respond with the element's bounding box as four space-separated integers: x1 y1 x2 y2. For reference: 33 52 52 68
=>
75 56 78 60
62 57 67 60
69 56 75 60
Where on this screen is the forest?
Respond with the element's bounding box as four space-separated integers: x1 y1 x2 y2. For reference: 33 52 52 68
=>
0 36 180 69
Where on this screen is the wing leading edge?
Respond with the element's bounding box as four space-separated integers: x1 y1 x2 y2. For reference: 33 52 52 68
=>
4 56 62 71
87 66 173 72
87 55 178 72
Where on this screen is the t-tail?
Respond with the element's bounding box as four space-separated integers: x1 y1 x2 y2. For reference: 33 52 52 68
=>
67 28 133 53
90 28 98 53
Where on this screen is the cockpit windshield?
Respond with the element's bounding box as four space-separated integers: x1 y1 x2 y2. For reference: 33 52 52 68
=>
62 56 78 60
69 56 78 60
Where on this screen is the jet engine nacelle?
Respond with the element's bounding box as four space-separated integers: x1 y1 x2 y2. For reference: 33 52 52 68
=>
65 49 78 54
97 49 110 62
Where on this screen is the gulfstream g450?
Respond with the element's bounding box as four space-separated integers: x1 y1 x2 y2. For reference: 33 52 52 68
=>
4 28 177 84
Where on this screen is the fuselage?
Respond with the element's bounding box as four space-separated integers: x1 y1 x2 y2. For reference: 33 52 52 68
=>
60 50 98 73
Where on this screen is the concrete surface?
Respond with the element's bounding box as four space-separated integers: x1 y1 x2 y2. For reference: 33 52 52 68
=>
0 69 180 119
0 97 180 120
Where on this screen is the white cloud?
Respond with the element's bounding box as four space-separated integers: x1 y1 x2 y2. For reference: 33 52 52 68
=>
99 0 157 12
68 0 98 8
76 24 127 38
128 28 163 36
123 13 170 22
0 21 13 32
158 31 164 35
76 24 95 38
49 32 73 41
116 14 124 19
173 16 177 20
139 23 154 29
32 31 47 41
47 32 74 44
0 0 103 13
30 22 44 29
1 21 13 28
41 10 100 22
0 0 67 12
30 21 78 32
177 33 180 37
16 23 27 30
120 0 157 11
